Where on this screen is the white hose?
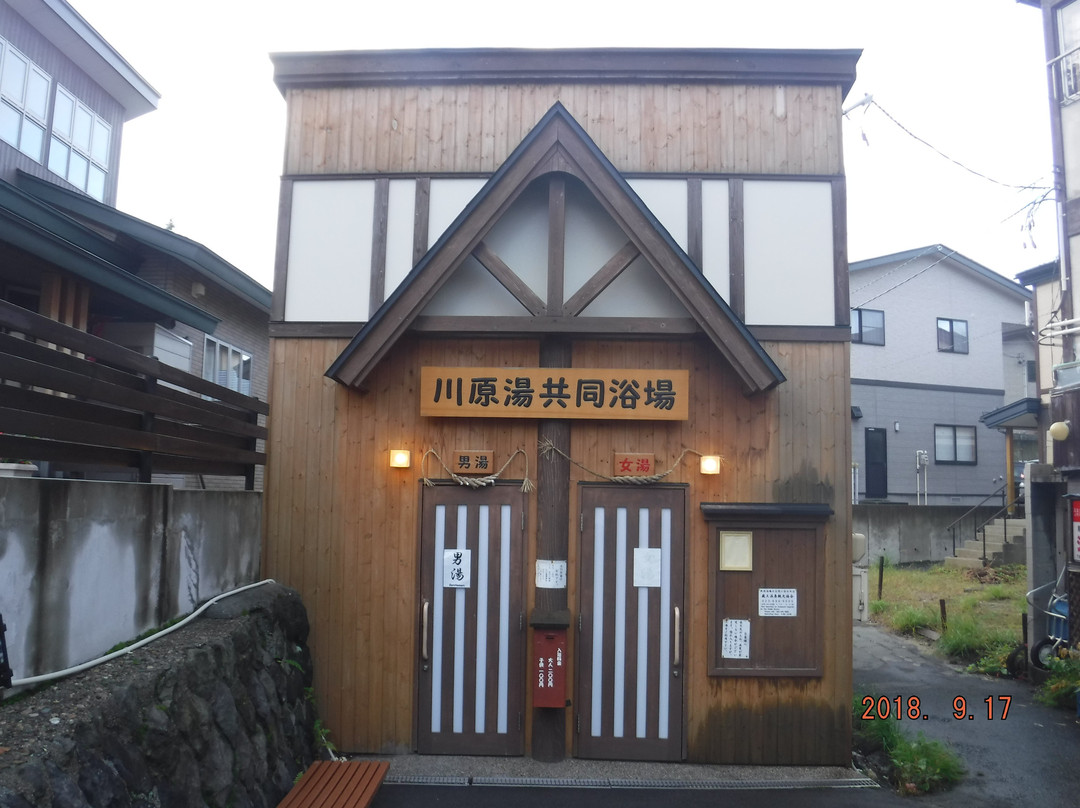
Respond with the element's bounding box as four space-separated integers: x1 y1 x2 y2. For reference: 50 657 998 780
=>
9 578 277 688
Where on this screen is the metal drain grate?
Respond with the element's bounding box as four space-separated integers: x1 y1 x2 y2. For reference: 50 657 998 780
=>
385 775 471 786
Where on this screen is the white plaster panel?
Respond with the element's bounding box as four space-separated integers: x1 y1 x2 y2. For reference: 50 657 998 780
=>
285 180 374 321
428 178 487 248
628 179 688 251
580 255 688 318
564 182 629 302
701 180 730 300
483 181 550 302
422 255 531 316
743 181 834 326
385 179 418 299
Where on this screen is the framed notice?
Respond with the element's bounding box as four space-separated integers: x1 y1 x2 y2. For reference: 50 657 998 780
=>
758 588 797 617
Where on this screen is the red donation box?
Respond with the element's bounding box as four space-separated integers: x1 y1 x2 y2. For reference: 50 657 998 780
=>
533 628 567 708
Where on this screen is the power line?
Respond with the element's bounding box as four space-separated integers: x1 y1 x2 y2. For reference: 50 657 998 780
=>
845 97 1052 193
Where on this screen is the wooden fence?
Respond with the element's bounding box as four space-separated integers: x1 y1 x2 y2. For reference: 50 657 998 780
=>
0 299 267 488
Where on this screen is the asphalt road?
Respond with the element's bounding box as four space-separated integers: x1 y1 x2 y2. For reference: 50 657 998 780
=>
369 622 1080 807
853 622 1080 807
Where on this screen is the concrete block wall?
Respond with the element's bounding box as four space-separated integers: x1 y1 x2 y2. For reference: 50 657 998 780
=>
0 478 261 681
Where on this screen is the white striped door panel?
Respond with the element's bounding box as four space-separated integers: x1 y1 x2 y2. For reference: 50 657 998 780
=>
576 485 685 761
417 483 526 755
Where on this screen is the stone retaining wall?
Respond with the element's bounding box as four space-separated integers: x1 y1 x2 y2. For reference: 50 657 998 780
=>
0 584 318 808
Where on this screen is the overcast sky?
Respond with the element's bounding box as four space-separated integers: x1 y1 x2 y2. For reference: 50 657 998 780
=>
68 0 1056 292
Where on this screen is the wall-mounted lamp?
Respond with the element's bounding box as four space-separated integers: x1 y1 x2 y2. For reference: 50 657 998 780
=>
389 449 411 468
699 455 722 475
894 421 900 432
1049 421 1071 442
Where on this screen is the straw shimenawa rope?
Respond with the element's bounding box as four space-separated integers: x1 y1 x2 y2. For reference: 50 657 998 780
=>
421 447 534 492
537 437 721 484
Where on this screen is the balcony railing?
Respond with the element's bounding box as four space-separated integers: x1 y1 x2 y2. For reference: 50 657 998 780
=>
1051 44 1080 104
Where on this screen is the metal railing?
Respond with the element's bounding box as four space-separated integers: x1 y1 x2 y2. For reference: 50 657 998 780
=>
944 482 1008 558
1049 43 1080 103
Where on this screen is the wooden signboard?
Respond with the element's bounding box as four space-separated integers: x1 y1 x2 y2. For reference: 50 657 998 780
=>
420 367 689 420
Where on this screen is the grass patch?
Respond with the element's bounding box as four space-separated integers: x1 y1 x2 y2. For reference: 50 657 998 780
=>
870 561 1026 665
853 694 965 794
891 605 938 634
1035 652 1080 709
938 616 1018 661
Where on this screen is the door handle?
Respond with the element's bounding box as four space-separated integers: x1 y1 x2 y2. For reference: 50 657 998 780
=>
673 605 681 667
421 600 430 662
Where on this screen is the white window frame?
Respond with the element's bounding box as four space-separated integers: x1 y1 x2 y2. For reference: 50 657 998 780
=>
48 84 111 201
203 336 252 396
0 36 50 162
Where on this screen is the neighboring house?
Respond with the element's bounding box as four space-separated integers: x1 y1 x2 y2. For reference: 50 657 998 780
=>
0 0 270 489
264 48 860 765
850 246 1034 506
1017 0 1080 663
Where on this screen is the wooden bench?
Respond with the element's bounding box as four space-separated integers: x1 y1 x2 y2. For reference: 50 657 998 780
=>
278 760 390 808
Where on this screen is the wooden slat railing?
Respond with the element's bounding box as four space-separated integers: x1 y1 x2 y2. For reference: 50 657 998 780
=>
0 299 268 488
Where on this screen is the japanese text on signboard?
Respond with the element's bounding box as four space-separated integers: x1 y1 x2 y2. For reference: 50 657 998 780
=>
420 367 689 421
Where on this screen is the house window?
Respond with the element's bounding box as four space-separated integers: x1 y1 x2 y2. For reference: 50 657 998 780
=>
1058 1 1080 101
203 337 252 396
936 318 968 354
48 85 111 201
935 425 976 465
851 308 885 345
0 38 49 162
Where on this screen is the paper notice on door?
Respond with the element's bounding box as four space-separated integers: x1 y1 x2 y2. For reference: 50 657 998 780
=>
443 549 471 588
535 559 567 589
633 547 662 587
758 588 797 617
721 618 750 659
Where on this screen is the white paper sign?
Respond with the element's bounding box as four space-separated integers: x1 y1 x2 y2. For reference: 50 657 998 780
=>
535 559 567 589
633 548 662 588
721 618 750 659
758 588 797 617
443 549 471 588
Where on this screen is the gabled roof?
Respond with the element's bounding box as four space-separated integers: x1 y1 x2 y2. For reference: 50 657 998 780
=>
327 103 784 395
16 171 271 312
850 245 1032 301
0 177 219 332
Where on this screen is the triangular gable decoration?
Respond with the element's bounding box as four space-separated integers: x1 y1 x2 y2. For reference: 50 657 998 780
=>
326 103 784 395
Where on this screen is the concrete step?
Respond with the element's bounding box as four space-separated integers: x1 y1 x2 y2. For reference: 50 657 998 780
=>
981 524 1026 543
944 556 985 570
959 540 1005 555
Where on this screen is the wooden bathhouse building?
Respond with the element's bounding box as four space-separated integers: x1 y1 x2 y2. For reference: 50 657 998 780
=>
263 48 861 765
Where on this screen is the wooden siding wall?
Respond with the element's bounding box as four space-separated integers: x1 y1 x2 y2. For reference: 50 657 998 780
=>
282 84 844 177
262 335 852 762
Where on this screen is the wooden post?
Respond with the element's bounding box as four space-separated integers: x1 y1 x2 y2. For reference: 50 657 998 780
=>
531 335 570 762
877 556 884 601
939 599 948 633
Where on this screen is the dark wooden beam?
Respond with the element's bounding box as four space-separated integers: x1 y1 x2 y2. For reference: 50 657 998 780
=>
472 241 546 315
369 178 389 316
728 179 745 321
547 176 566 316
532 336 571 761
563 241 641 317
